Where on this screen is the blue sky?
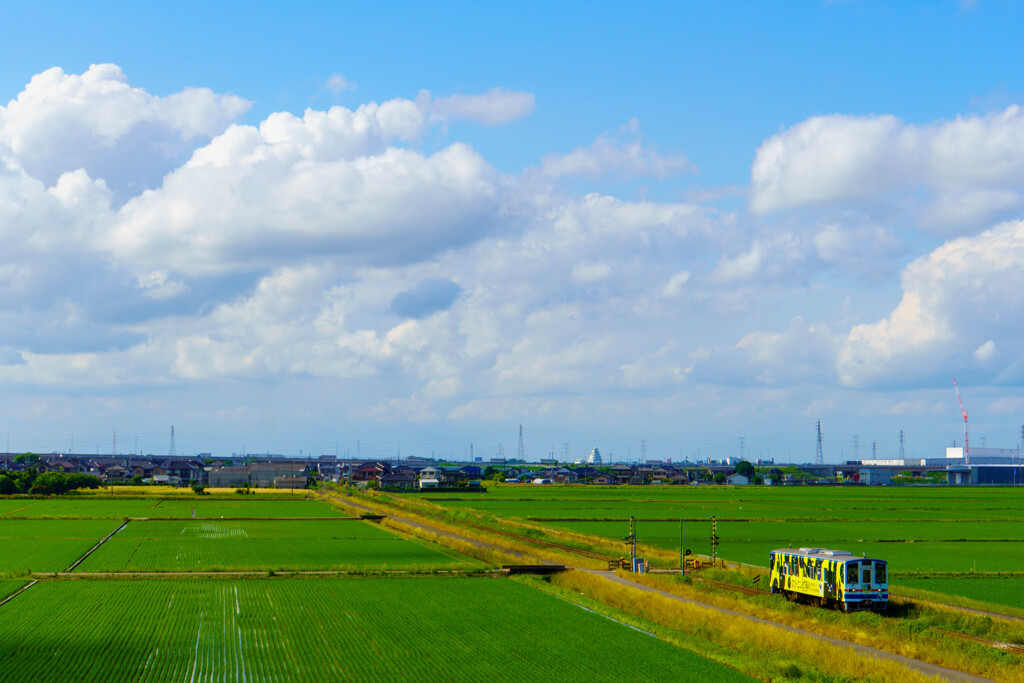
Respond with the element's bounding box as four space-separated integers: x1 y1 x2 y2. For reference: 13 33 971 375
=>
1 1 1023 461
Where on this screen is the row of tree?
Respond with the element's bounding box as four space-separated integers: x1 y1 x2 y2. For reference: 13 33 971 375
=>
0 469 102 495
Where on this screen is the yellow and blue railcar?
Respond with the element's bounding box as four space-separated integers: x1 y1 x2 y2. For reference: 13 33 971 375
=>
769 547 888 612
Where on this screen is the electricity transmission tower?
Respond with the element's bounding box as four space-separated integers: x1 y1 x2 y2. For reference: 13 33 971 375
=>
815 420 824 466
169 425 176 457
517 425 525 461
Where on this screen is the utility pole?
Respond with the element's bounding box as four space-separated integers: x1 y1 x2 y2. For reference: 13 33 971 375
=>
899 430 905 459
679 519 685 576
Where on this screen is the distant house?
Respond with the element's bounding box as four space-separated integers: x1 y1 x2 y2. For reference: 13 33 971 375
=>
590 473 615 485
553 468 577 484
273 475 308 490
725 473 750 486
250 462 309 488
380 472 417 490
209 466 250 488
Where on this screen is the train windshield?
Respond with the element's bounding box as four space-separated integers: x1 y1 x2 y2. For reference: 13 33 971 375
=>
876 562 887 584
846 562 857 584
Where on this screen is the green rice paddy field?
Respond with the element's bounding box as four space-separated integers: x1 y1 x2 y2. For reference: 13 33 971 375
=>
0 496 344 519
429 485 1024 607
895 576 1024 611
75 519 474 572
0 519 123 572
0 578 752 682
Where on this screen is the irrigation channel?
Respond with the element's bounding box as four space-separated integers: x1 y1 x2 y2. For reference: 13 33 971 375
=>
333 490 1020 681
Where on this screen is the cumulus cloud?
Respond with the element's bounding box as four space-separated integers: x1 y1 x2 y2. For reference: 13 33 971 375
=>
109 129 501 274
417 87 536 125
0 64 250 196
538 119 695 179
750 106 1024 232
837 219 1024 387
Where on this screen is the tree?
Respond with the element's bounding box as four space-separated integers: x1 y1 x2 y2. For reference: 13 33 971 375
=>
735 461 755 479
0 474 16 495
130 475 144 486
713 472 727 485
14 453 39 465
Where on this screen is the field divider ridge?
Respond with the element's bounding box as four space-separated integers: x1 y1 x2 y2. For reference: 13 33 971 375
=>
0 580 38 608
123 516 365 521
65 519 130 572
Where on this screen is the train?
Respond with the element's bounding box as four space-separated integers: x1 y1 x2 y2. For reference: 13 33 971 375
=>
769 547 888 612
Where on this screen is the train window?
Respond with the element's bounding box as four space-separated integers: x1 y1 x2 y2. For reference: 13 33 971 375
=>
862 569 871 585
846 563 856 583
876 563 887 584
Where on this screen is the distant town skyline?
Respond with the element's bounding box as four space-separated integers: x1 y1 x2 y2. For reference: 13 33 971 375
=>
1 2 1024 460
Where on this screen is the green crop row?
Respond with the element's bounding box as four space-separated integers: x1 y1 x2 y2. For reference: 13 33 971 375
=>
0 578 753 681
75 519 476 572
0 496 343 519
0 519 123 573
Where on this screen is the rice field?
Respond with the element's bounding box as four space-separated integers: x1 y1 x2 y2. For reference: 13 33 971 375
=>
0 496 344 519
75 519 475 572
893 576 1024 611
0 519 123 573
430 484 1024 605
0 578 753 682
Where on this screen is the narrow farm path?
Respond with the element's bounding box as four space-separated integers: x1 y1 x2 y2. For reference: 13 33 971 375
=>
64 519 129 572
324 493 548 563
586 570 997 683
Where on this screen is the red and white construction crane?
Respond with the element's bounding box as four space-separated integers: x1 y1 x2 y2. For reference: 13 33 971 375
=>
953 377 969 465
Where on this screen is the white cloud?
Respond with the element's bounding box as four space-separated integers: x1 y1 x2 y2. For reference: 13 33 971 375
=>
418 87 535 125
538 119 695 179
750 106 1024 232
660 271 691 298
837 219 1024 387
711 244 763 283
974 340 996 362
325 73 355 94
109 130 500 275
0 64 250 195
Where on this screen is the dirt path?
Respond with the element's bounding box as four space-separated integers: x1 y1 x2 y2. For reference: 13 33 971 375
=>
325 493 545 562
